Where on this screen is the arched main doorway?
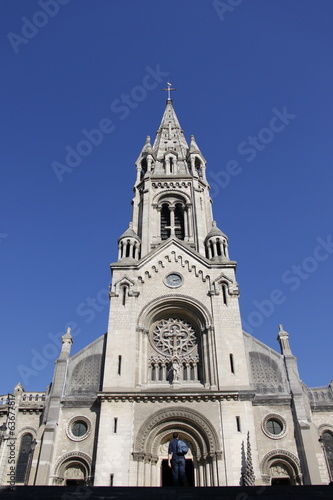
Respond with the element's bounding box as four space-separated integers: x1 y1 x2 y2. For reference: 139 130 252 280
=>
133 407 223 486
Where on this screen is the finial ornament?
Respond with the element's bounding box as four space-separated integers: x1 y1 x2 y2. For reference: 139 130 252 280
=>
161 82 177 101
279 324 287 334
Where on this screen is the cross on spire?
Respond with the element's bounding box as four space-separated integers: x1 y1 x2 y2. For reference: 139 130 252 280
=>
161 82 177 101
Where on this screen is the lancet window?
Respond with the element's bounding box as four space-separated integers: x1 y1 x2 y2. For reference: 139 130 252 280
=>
321 431 333 477
160 204 171 240
16 433 33 483
159 199 186 241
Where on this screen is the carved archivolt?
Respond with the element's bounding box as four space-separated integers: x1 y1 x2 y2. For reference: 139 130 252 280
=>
54 451 92 479
260 449 302 484
16 426 37 439
137 294 213 333
318 423 333 434
133 406 221 458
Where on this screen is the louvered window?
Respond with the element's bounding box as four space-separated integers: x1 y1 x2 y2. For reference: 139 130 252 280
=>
161 204 170 240
174 204 185 240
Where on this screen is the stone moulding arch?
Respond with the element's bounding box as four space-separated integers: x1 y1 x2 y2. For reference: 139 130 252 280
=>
152 189 191 206
318 423 333 435
54 451 92 479
260 449 302 484
137 294 213 333
133 406 221 458
16 426 37 439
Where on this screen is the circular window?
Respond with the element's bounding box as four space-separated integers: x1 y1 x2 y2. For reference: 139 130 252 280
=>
66 416 91 442
262 414 286 439
72 421 88 437
266 419 283 435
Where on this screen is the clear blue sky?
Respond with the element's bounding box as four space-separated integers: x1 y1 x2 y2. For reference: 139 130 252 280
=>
1 0 333 394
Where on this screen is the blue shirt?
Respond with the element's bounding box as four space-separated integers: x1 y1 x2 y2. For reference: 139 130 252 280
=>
168 438 184 461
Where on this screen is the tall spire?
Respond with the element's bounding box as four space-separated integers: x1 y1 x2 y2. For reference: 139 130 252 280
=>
129 95 217 256
152 99 189 174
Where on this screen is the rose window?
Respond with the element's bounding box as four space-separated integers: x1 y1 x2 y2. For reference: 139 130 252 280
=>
152 318 197 356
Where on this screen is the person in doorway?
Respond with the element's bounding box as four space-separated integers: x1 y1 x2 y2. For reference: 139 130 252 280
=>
168 432 188 486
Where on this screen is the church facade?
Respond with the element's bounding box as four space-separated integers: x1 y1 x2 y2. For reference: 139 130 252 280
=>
0 98 332 487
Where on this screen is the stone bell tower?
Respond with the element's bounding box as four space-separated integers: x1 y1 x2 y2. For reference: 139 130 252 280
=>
94 93 256 487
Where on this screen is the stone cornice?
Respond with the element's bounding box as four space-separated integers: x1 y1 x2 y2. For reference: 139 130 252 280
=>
310 402 333 412
98 391 239 403
251 393 292 406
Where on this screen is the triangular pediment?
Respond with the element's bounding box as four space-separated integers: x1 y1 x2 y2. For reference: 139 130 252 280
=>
137 238 209 269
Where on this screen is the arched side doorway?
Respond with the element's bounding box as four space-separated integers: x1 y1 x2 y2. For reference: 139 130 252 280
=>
133 407 223 486
53 451 92 486
260 450 302 485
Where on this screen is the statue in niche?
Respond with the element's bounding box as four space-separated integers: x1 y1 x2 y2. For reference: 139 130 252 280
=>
172 358 180 382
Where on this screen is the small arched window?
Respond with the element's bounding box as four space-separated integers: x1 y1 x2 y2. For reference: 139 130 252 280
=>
321 431 333 477
216 239 222 256
222 285 228 305
140 158 147 180
174 204 185 240
161 204 170 240
16 433 33 483
122 286 127 306
195 157 202 177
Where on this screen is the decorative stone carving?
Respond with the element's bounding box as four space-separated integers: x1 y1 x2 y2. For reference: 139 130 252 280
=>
260 449 302 485
69 354 102 394
134 406 221 456
152 317 197 357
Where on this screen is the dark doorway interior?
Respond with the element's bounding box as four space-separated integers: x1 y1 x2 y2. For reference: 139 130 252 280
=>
66 479 85 486
161 459 194 486
271 477 291 485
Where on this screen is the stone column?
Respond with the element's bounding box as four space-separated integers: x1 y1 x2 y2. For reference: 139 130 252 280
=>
211 454 218 486
169 207 175 236
205 457 211 486
151 458 158 486
199 458 205 486
186 204 193 239
156 206 161 240
142 330 149 385
183 207 188 239
212 239 217 258
136 455 144 486
144 456 151 486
